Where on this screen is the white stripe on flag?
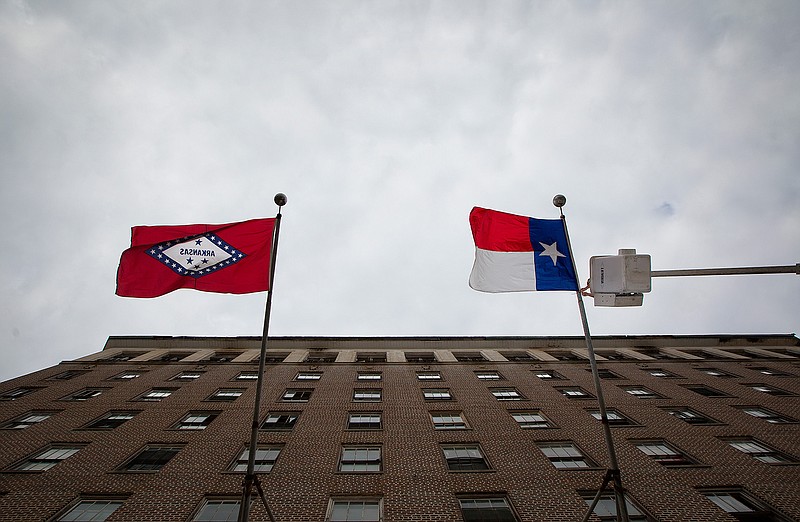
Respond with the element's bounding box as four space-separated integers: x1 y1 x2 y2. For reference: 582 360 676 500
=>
469 248 537 293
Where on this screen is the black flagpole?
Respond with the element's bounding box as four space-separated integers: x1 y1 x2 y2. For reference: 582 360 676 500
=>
238 193 286 522
553 195 630 522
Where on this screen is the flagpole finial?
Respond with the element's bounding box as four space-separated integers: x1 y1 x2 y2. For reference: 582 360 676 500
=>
553 194 566 208
274 193 287 206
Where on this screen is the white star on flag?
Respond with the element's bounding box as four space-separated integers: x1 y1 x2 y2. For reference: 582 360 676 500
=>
539 241 566 265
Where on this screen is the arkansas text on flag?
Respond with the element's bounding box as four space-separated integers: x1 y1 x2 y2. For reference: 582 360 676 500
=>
116 218 275 298
469 207 578 293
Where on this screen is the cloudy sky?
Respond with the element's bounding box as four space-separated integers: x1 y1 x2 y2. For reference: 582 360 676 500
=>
2 1 799 382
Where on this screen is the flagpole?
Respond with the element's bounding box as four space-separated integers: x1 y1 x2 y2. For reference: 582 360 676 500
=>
238 193 286 522
553 195 630 522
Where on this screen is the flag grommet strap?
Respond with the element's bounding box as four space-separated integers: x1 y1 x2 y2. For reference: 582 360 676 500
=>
469 207 578 293
116 218 275 298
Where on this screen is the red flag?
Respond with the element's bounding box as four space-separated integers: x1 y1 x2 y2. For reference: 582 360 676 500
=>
116 218 276 298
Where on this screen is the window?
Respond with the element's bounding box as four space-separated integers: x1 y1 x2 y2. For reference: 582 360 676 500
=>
230 445 281 472
662 407 720 425
635 441 698 466
207 389 244 401
416 371 442 381
453 352 486 362
261 352 289 363
697 367 739 378
1 411 55 430
234 371 259 381
135 388 175 402
357 372 382 381
102 351 144 361
339 446 381 472
261 412 300 431
356 352 386 363
13 445 82 471
703 490 791 522
646 368 681 378
84 411 138 430
305 353 336 363
442 445 490 471
282 389 312 402
206 352 242 362
581 492 652 521
534 370 564 380
295 371 322 381
588 409 637 426
511 411 554 429
110 370 143 380
621 386 663 399
474 371 502 380
405 352 436 363
431 412 467 430
121 445 181 471
491 388 525 401
56 499 124 521
48 370 87 380
422 388 452 400
748 384 795 396
725 439 796 464
683 384 731 397
557 387 594 399
749 367 792 377
348 413 382 430
458 498 517 522
174 412 219 430
327 499 381 521
501 351 536 361
538 442 596 469
63 388 105 401
353 389 381 402
739 406 797 424
159 352 191 362
592 368 623 379
193 499 241 521
171 371 203 381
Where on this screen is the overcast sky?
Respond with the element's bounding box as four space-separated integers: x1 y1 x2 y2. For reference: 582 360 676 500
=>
1 1 798 382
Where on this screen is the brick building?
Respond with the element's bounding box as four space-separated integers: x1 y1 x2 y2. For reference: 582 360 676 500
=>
1 334 799 521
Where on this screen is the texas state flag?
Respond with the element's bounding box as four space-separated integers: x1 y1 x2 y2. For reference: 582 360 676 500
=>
469 207 578 293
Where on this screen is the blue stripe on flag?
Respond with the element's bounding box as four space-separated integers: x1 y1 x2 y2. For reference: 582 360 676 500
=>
528 218 578 291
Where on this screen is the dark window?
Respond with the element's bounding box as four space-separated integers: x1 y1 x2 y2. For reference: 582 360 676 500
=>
193 499 241 521
56 500 124 521
261 412 299 431
459 498 518 522
662 407 720 425
748 384 796 396
646 368 682 378
282 389 312 402
230 446 281 472
304 353 336 363
63 388 105 401
261 352 289 363
739 407 797 424
102 352 145 362
726 439 796 464
453 352 485 362
339 446 381 472
206 352 242 362
159 352 191 362
405 352 436 363
637 348 674 360
0 387 41 400
431 412 467 430
48 370 88 380
13 445 82 471
593 368 623 379
697 367 739 378
511 411 554 429
581 492 652 521
635 441 698 466
749 367 793 377
442 445 490 471
1 411 56 429
356 352 386 363
684 384 731 397
174 412 219 430
85 411 138 430
348 413 382 430
121 446 181 471
703 490 792 521
501 351 536 361
548 351 583 361
621 386 663 399
538 442 596 469
588 409 637 426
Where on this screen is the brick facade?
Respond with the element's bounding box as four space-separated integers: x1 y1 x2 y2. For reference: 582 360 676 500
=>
0 335 798 521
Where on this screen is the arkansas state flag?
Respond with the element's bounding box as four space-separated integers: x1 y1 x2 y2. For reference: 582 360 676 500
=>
469 207 578 293
116 218 275 298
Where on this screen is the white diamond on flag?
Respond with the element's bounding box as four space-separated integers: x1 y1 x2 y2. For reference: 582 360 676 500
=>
147 234 246 279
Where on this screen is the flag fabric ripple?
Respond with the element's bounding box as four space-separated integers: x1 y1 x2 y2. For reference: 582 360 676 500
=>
469 207 578 293
116 218 275 298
